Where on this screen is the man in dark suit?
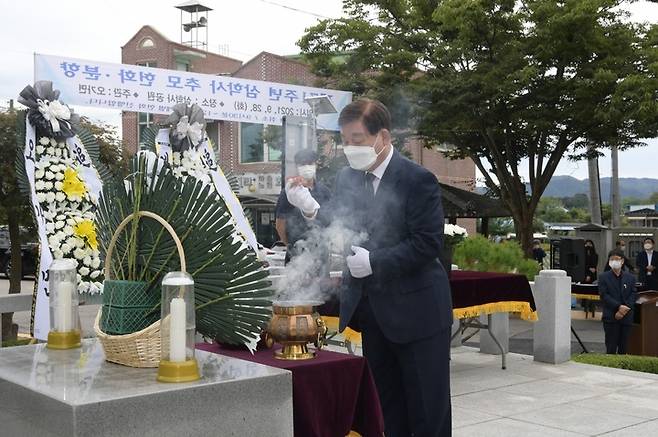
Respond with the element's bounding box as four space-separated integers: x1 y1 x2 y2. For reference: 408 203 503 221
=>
636 237 658 291
285 99 452 436
599 249 637 354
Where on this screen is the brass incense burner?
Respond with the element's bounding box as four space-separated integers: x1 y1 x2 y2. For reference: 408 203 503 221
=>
266 301 327 360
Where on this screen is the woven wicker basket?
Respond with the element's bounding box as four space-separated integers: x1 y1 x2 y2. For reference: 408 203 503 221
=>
95 211 186 368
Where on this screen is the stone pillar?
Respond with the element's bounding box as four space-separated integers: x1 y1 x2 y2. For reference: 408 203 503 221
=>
479 312 509 354
533 270 572 364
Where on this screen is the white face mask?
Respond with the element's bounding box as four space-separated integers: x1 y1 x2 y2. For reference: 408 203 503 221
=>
343 134 384 171
297 164 316 180
609 260 623 271
645 243 653 251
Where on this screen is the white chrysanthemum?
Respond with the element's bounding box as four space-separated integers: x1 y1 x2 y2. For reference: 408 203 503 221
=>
43 210 55 220
50 138 57 147
35 169 45 179
60 243 71 253
63 225 74 236
54 221 65 230
46 147 54 156
36 145 45 155
73 248 86 260
90 270 101 279
65 237 77 248
54 149 61 157
45 171 55 180
45 222 55 233
39 137 50 146
79 266 90 276
45 192 56 203
55 190 65 200
43 181 53 190
55 172 64 181
53 249 63 259
83 256 92 266
35 180 45 191
91 257 101 269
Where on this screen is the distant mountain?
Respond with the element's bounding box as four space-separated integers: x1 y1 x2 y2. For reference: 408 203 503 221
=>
538 176 658 200
475 176 658 200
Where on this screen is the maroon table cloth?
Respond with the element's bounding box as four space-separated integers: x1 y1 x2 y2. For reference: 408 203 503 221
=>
318 270 536 318
449 270 536 312
196 342 384 437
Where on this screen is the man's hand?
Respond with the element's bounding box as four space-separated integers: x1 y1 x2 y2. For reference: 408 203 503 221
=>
648 265 655 272
346 246 372 279
285 181 319 216
619 304 631 315
615 311 624 320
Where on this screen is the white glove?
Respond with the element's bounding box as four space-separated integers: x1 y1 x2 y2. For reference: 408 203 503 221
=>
346 245 372 278
286 182 320 216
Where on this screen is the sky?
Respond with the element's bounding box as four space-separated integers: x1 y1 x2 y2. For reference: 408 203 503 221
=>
0 0 657 181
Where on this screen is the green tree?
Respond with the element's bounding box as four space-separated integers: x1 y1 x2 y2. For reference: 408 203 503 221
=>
79 117 128 178
299 0 658 255
0 107 32 341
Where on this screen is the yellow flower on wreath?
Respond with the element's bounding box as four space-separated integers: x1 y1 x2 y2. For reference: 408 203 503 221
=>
62 167 87 199
74 219 98 250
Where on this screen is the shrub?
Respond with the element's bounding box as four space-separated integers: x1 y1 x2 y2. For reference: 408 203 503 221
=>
453 235 540 280
573 353 658 375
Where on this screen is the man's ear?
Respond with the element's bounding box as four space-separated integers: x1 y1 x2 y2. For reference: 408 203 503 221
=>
381 128 392 146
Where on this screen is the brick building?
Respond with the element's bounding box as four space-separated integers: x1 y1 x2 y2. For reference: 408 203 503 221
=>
121 25 476 245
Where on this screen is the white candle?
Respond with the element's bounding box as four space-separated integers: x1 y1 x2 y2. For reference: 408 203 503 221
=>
56 281 75 332
169 297 187 362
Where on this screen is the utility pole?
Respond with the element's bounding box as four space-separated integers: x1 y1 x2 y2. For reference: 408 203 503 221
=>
588 152 602 225
611 145 622 228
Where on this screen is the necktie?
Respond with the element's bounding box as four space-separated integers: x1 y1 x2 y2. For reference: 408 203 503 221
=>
364 172 376 199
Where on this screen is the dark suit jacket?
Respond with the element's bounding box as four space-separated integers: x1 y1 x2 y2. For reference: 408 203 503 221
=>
598 270 637 325
636 250 658 287
319 150 453 343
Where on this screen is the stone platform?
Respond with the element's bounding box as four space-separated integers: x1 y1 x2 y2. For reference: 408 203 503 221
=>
0 339 292 437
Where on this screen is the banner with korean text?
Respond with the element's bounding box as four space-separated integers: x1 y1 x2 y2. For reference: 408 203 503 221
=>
34 53 352 130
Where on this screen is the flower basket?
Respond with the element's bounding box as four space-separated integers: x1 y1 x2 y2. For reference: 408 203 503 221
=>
95 210 186 368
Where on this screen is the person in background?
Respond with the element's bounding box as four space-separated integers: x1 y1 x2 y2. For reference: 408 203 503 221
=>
583 239 599 283
582 239 599 317
604 239 634 273
274 149 331 262
636 237 658 290
532 239 546 266
598 249 637 354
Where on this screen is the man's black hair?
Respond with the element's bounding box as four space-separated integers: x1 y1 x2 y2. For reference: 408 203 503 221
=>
294 148 317 165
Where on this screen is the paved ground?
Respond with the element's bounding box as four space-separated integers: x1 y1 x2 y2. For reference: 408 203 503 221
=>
6 278 658 435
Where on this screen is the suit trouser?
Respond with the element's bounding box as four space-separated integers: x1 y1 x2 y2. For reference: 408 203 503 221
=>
603 322 632 354
359 297 452 437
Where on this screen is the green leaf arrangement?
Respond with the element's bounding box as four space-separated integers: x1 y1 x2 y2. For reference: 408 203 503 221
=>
96 155 273 346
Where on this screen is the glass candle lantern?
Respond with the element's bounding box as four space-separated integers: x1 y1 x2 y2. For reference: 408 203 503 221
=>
157 271 200 383
47 259 81 349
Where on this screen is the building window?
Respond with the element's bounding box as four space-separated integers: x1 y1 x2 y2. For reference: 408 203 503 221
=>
176 61 190 71
139 38 155 48
135 62 156 144
240 123 283 163
138 112 153 144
